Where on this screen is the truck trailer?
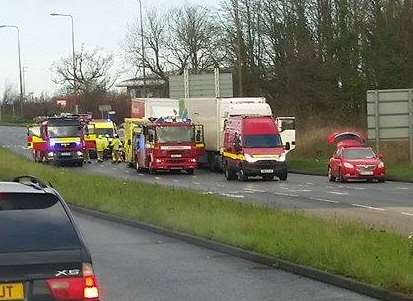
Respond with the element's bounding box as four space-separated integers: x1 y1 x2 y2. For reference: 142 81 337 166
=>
182 97 276 170
131 98 179 119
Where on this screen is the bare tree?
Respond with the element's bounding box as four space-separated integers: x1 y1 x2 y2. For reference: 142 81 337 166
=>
52 47 117 94
167 5 225 73
124 8 169 80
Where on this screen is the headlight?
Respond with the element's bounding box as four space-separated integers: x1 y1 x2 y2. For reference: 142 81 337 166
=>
244 153 256 163
343 162 354 169
48 152 54 157
277 153 286 162
77 151 83 156
378 161 384 169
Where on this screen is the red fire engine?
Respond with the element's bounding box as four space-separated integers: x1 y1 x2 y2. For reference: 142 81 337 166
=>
130 117 204 174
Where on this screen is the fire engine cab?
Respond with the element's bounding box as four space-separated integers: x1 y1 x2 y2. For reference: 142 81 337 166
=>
27 114 85 166
127 117 203 174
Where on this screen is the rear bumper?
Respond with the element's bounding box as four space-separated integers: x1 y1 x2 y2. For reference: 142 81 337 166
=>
242 161 287 176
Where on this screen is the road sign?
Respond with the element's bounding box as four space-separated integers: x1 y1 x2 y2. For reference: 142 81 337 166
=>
367 89 413 163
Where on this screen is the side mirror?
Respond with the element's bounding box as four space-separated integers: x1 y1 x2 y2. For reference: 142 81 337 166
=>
378 153 384 160
284 142 291 151
127 140 131 146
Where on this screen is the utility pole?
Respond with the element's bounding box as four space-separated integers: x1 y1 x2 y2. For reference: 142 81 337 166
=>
50 13 77 93
233 0 244 97
136 0 146 97
0 25 24 116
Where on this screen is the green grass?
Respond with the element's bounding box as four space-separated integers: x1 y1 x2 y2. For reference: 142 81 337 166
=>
1 148 413 295
288 157 413 182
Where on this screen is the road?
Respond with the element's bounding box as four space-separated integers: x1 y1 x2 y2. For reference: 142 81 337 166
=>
76 211 374 301
0 125 381 300
2 126 413 233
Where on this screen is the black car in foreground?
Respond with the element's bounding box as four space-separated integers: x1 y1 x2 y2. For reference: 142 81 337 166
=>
0 176 100 301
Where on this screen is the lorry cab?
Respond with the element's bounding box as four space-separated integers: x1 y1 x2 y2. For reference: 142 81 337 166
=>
222 115 288 181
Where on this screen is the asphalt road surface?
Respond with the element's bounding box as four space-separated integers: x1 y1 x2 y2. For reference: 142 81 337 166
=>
2 126 413 233
0 125 382 300
76 211 374 301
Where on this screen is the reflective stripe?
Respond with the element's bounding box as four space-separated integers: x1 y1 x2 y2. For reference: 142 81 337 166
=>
223 151 245 161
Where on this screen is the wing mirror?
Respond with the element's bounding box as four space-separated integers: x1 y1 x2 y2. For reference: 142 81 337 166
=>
127 139 131 146
284 143 291 151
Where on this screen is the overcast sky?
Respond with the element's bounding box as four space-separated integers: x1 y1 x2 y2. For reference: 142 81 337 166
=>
0 0 219 97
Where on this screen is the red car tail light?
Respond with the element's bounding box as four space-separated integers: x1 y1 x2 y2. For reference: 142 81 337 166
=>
47 263 100 301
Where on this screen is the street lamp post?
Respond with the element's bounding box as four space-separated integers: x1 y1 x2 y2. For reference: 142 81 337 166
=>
0 25 24 116
50 13 76 94
136 0 146 97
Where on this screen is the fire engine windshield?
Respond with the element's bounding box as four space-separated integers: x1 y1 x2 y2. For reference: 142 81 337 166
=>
157 126 193 143
243 134 283 148
48 126 81 138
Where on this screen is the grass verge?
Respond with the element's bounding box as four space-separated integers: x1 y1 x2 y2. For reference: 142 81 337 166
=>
1 148 413 295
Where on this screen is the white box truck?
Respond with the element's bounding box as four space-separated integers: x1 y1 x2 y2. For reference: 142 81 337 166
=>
182 97 274 170
131 98 179 119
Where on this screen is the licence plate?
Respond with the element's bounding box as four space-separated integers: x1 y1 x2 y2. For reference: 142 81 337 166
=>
60 152 71 156
0 283 24 300
171 154 182 158
261 169 274 174
360 171 374 176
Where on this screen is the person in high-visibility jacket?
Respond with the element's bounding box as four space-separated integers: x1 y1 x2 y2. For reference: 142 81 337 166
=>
111 134 122 163
96 135 108 163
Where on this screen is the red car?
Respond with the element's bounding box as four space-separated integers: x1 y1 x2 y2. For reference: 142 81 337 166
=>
327 132 385 183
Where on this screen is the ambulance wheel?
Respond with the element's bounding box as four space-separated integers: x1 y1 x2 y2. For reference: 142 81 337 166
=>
278 169 288 181
238 167 248 182
224 163 236 181
186 169 194 175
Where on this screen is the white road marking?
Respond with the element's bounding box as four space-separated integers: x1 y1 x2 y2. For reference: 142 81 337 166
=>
193 182 201 185
306 183 314 185
401 212 413 217
351 204 385 211
173 179 180 182
138 173 144 176
220 193 245 199
328 191 349 196
310 197 339 204
243 188 265 193
273 192 299 197
397 187 409 190
155 177 161 180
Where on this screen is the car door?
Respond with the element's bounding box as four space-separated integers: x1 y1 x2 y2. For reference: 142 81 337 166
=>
331 149 342 176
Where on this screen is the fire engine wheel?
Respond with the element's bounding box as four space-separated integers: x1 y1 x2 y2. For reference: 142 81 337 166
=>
328 167 336 182
186 169 194 175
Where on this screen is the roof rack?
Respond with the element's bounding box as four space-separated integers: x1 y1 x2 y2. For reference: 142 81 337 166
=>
12 176 53 190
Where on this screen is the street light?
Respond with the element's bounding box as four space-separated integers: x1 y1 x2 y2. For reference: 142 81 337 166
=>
0 25 24 116
50 13 76 93
136 0 146 97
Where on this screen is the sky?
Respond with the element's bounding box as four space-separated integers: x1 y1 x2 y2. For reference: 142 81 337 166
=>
0 0 219 97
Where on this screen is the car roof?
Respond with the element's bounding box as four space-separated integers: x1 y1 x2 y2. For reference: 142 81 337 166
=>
339 146 372 150
0 182 48 194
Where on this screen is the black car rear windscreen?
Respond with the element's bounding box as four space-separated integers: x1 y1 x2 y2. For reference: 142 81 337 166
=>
0 193 81 253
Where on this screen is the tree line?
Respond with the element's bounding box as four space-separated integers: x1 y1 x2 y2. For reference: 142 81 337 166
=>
125 0 413 126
